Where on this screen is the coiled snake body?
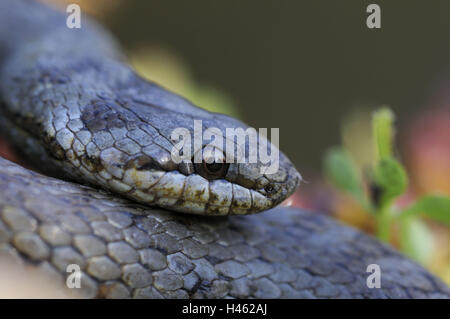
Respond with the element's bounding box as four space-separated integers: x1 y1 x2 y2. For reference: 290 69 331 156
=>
0 0 448 298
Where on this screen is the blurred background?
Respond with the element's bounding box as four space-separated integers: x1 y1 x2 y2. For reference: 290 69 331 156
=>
29 0 450 284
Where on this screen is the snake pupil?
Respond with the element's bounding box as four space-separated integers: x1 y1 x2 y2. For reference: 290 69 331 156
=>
205 162 223 173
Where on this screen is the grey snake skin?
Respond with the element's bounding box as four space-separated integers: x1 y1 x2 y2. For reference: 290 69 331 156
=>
0 0 448 298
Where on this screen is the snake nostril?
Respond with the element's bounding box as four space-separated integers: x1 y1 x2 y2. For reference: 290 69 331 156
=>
264 185 274 193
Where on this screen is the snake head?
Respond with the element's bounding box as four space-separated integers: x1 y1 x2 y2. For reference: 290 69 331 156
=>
177 115 303 215
21 53 301 216
85 92 302 216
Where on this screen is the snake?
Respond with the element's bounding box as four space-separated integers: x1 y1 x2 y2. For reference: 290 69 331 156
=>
0 0 448 298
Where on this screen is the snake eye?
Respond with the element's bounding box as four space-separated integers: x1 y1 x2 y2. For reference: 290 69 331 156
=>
193 146 229 180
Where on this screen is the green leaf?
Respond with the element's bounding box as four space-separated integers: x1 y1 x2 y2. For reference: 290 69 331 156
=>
373 157 408 203
324 147 363 198
402 195 450 224
400 217 434 265
373 107 395 161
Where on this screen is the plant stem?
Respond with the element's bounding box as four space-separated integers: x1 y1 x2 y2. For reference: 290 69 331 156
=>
373 107 395 162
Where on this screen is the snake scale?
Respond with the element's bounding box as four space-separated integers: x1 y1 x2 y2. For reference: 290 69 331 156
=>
0 0 448 298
